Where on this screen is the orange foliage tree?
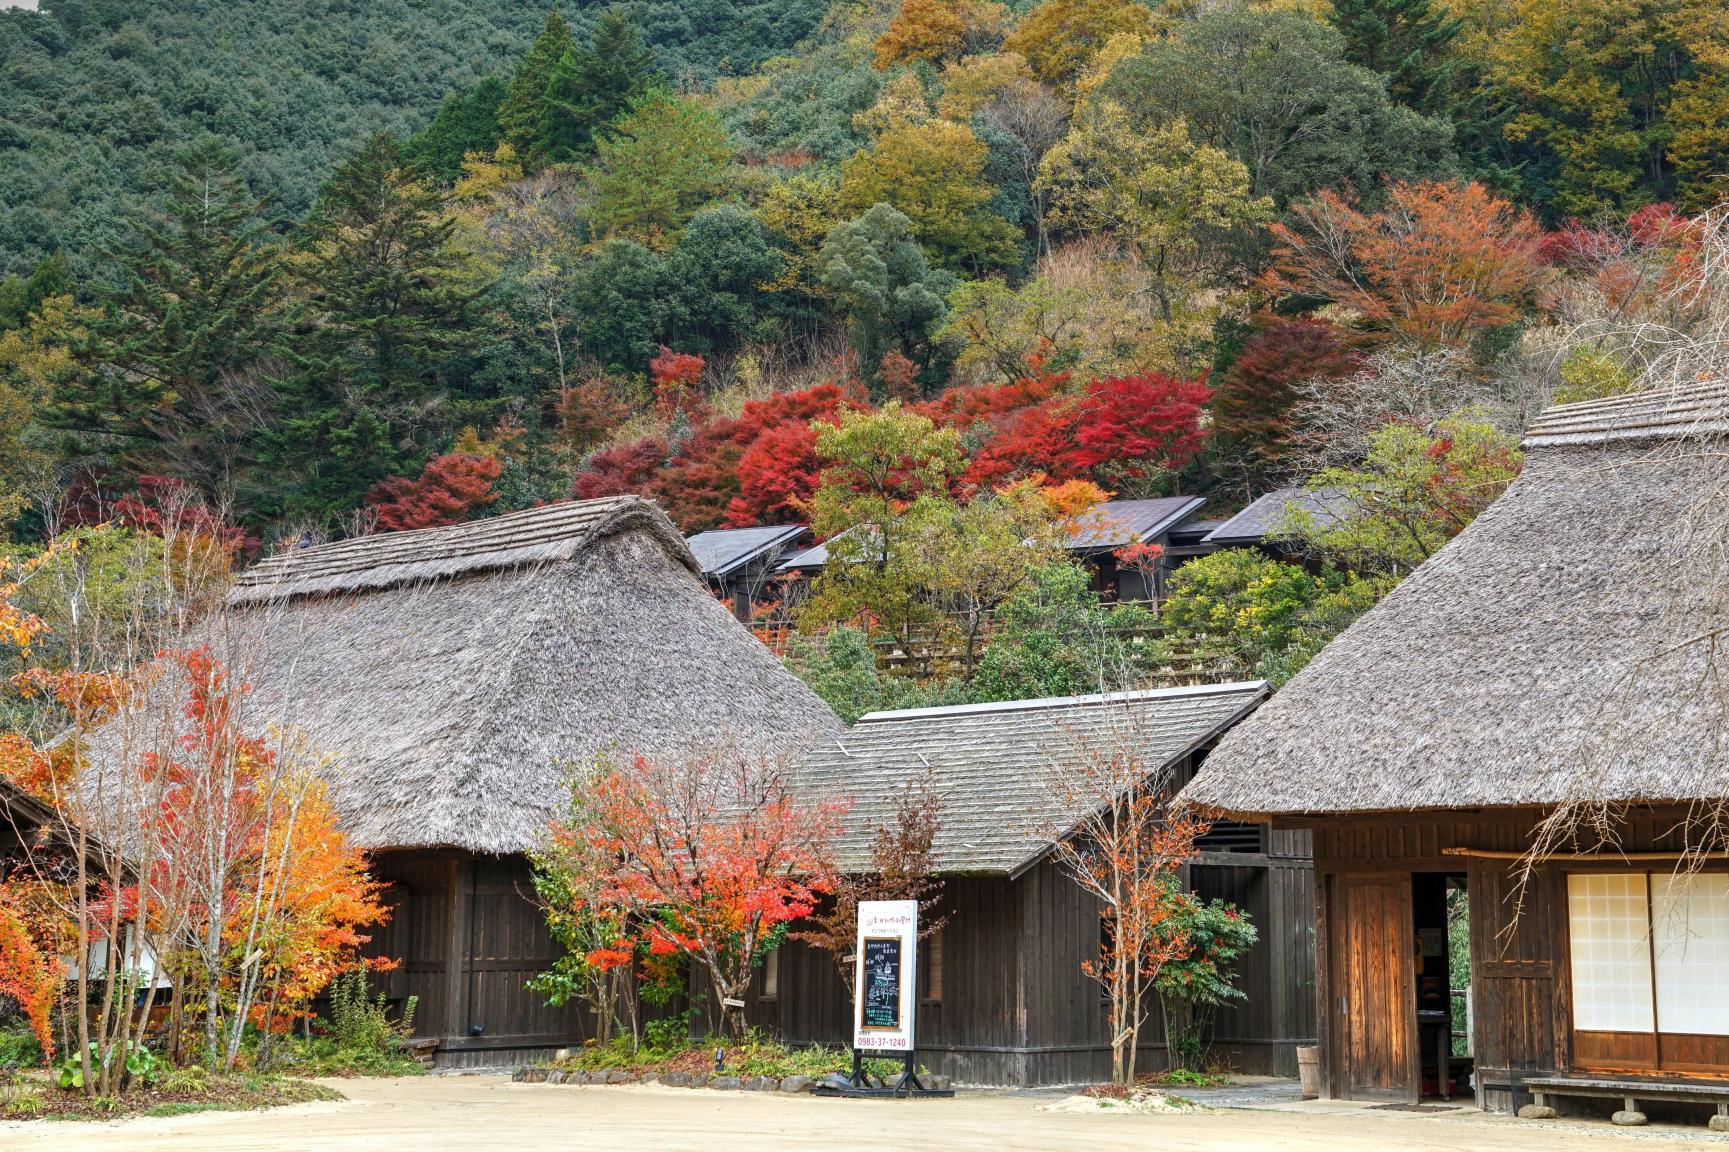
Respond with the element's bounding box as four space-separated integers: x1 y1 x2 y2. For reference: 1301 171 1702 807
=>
546 745 844 1039
1045 718 1209 1085
1262 181 1547 352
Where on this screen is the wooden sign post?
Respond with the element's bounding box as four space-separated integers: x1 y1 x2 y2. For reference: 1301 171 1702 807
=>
825 900 950 1097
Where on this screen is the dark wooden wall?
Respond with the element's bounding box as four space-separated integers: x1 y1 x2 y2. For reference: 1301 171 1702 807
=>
367 849 584 1066
1300 805 1716 1111
745 853 1316 1086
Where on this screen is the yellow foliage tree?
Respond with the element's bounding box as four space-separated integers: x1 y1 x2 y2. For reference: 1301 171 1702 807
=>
840 119 1021 271
1002 0 1155 89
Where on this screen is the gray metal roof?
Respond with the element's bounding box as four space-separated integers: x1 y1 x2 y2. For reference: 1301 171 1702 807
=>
779 500 1203 572
1202 487 1353 546
792 682 1268 875
685 525 807 578
1065 497 1205 551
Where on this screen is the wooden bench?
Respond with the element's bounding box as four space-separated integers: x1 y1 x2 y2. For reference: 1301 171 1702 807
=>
1526 1075 1729 1119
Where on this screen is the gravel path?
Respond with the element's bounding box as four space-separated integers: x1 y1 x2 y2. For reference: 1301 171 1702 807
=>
4 1074 1720 1151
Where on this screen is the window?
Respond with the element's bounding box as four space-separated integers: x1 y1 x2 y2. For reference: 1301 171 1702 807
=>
762 946 780 999
1653 875 1729 1036
1568 873 1654 1033
1567 872 1729 1046
920 929 943 1003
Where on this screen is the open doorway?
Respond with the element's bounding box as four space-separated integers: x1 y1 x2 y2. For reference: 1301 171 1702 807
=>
1413 873 1471 1100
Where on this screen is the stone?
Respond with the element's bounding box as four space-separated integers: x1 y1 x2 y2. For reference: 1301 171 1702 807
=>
744 1076 778 1092
602 1068 632 1085
1516 1105 1556 1120
778 1075 813 1094
1611 1110 1648 1127
710 1076 743 1091
924 1075 949 1092
1708 1115 1729 1133
520 1068 549 1084
511 1068 526 1083
546 1071 566 1085
639 1073 660 1085
660 1071 688 1088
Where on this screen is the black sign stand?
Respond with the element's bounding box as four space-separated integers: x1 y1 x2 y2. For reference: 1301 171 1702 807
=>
812 1049 954 1099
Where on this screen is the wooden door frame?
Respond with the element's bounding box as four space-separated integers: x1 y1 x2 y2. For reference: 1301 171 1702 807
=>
1324 870 1419 1103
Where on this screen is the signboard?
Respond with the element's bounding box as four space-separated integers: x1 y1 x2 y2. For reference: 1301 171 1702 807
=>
853 900 917 1051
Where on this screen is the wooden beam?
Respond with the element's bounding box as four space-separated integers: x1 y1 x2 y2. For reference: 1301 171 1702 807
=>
1442 847 1729 861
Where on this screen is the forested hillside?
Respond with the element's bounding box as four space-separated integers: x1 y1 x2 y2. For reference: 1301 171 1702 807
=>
0 0 828 274
3 0 1728 704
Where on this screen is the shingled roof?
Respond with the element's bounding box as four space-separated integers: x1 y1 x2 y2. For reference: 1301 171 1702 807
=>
1065 497 1205 551
1180 380 1729 821
794 682 1267 876
1201 487 1353 547
206 497 839 853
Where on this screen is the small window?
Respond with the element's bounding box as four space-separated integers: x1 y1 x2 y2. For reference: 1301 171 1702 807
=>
762 946 780 999
920 930 943 1002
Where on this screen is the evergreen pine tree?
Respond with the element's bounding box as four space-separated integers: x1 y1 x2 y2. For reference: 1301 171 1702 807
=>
536 7 657 165
276 134 479 522
1328 0 1461 115
405 76 509 184
46 141 286 506
497 9 575 163
0 251 74 332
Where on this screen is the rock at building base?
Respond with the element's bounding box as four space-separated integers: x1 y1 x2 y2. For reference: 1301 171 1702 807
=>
711 1076 743 1091
779 1075 813 1094
1611 1110 1647 1126
1516 1105 1556 1120
1708 1115 1729 1133
744 1076 779 1092
660 1072 689 1088
520 1068 549 1084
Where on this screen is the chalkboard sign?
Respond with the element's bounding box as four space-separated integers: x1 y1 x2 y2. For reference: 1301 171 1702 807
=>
860 936 902 1030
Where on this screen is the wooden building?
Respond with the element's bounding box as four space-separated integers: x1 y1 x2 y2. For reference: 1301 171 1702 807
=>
1199 486 1352 562
1180 382 1729 1115
745 683 1317 1086
685 524 810 621
217 497 840 1067
776 498 1215 604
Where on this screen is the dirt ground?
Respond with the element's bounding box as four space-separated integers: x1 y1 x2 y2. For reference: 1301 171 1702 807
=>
5 1074 1723 1152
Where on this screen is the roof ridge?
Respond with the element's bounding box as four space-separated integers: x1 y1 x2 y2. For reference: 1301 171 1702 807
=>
856 680 1268 724
1523 379 1729 449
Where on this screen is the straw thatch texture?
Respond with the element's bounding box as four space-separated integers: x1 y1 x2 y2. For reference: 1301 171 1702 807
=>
1181 384 1729 820
230 496 696 605
793 683 1267 875
211 499 839 853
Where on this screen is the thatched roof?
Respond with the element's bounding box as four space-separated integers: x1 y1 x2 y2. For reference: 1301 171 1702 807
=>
1180 381 1729 821
793 683 1267 876
1066 497 1205 551
214 497 840 853
1201 486 1353 547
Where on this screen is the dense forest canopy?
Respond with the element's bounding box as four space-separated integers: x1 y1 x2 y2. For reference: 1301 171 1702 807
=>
3 0 1728 706
0 0 830 275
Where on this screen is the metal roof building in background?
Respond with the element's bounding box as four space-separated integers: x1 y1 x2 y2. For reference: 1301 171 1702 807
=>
1201 486 1354 548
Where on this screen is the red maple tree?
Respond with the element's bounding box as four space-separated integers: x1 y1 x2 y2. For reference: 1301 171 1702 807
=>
367 453 503 531
548 746 844 1039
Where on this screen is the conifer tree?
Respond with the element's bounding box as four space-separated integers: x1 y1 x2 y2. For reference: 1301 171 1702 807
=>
1328 0 1461 115
276 134 477 522
406 76 509 184
47 141 286 506
498 9 576 162
537 7 656 165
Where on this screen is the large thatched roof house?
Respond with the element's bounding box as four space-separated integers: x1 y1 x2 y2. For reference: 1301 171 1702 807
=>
1179 381 1729 1117
225 496 839 1065
737 683 1318 1086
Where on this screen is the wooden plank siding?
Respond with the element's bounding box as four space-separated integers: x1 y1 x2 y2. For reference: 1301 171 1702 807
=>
1294 805 1729 1112
744 858 1316 1086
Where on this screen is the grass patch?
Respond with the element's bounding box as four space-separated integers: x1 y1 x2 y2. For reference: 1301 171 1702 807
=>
257 1035 427 1079
550 1032 912 1083
1 1069 341 1122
